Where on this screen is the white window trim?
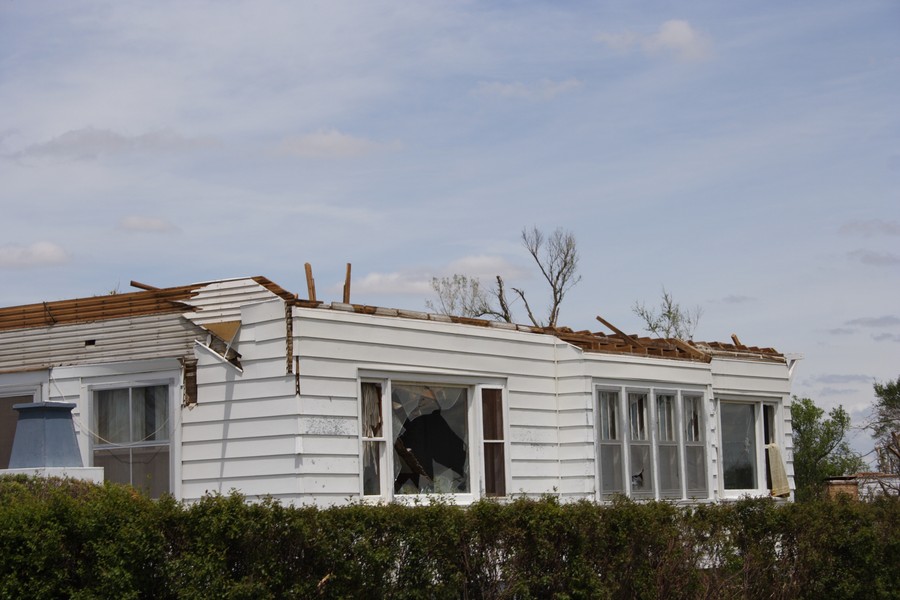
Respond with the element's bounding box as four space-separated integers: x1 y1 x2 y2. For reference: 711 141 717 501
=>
594 382 710 502
86 375 177 496
716 396 782 499
357 372 507 504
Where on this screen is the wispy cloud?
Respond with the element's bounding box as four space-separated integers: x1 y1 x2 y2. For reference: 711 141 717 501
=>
873 332 900 342
839 219 900 236
826 327 856 335
720 294 756 305
819 387 857 397
0 242 69 268
352 255 526 297
118 216 180 233
278 130 392 159
808 374 872 385
848 249 900 266
473 78 583 100
6 127 214 161
595 19 712 62
846 315 900 327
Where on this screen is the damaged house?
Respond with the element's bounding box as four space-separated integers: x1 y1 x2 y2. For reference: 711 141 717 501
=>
0 276 798 504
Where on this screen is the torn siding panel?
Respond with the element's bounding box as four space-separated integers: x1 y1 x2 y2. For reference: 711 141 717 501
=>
0 314 205 372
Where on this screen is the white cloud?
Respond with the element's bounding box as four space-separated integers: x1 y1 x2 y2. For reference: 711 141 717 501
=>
7 127 214 161
0 242 69 268
473 78 583 100
353 271 433 296
278 130 391 159
848 249 900 266
839 219 900 236
118 216 179 233
595 19 711 61
352 255 526 297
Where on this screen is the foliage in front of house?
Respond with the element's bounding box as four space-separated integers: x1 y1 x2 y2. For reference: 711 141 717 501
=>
0 476 897 600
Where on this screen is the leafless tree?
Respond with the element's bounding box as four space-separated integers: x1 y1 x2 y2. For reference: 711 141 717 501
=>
425 227 581 328
501 226 581 328
632 287 702 340
425 274 493 318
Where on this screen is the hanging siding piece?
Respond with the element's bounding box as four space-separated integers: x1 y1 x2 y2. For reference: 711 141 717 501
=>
285 302 294 375
343 263 352 304
304 263 317 302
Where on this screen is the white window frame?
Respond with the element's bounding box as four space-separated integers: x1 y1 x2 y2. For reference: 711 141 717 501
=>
357 373 508 504
594 382 710 502
717 397 781 498
88 378 175 497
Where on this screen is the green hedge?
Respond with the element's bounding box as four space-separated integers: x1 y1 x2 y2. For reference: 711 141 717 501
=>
1 476 897 599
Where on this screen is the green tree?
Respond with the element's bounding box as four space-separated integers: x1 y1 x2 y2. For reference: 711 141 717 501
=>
870 376 900 475
791 396 867 501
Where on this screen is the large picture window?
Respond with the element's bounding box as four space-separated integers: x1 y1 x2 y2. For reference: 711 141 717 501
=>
596 385 708 501
360 378 504 500
92 385 170 497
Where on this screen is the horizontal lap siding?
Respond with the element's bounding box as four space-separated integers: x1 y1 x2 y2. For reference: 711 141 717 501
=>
0 314 201 372
296 308 568 500
183 299 303 501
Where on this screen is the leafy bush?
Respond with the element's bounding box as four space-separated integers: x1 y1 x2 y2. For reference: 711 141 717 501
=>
1 475 898 599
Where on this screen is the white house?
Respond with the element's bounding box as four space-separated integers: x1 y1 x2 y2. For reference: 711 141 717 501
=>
0 276 799 504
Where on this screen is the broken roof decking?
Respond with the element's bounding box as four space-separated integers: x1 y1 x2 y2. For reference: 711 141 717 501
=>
0 276 293 332
0 276 785 364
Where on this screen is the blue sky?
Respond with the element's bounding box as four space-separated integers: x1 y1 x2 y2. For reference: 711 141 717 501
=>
1 1 898 458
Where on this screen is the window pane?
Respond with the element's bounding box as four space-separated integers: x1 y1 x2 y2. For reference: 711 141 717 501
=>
362 441 382 495
96 388 130 443
361 382 383 438
482 389 503 441
392 384 469 494
657 394 676 442
628 393 648 441
722 403 757 489
598 391 618 441
132 385 168 443
130 446 170 498
483 442 506 497
600 443 624 497
94 447 131 486
685 446 707 495
630 444 653 496
658 445 680 497
684 396 703 442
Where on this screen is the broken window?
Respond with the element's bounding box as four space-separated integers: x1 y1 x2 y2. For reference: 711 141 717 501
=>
392 384 468 494
92 385 170 497
628 392 653 497
657 393 680 498
361 382 384 496
360 378 505 499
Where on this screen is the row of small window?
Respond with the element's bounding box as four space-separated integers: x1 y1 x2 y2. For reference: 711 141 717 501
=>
597 389 708 499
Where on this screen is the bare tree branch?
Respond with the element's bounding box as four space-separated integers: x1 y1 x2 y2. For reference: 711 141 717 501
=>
520 226 581 328
632 287 702 340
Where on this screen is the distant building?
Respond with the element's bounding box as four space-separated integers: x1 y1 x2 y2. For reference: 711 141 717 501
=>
825 472 900 501
0 276 798 504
